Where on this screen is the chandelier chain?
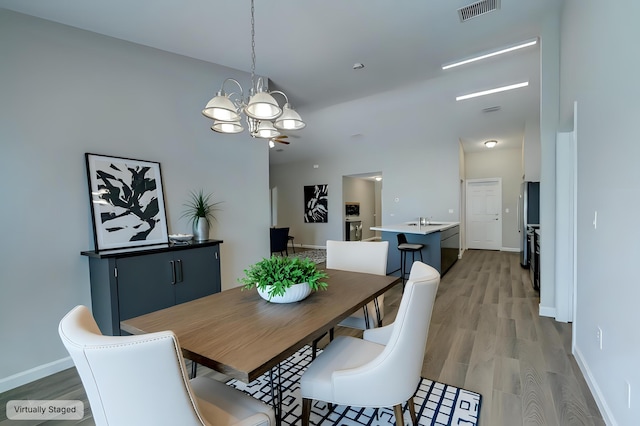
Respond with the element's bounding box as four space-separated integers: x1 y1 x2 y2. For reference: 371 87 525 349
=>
202 0 305 136
250 0 256 93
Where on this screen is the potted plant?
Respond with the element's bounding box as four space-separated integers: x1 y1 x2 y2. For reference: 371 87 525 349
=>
239 256 329 303
180 190 222 241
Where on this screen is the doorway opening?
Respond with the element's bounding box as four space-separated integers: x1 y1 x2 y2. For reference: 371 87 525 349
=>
342 172 382 241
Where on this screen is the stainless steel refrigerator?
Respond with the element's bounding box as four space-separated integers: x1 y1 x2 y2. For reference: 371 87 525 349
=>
519 181 540 267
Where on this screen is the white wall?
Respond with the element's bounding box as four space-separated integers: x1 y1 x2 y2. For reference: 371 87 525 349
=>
538 9 561 317
0 10 270 391
559 1 640 424
465 148 523 250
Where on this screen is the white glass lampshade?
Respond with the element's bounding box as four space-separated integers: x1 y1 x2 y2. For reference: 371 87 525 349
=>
274 104 305 130
202 94 241 122
254 121 280 139
245 92 282 120
211 120 244 134
484 140 498 148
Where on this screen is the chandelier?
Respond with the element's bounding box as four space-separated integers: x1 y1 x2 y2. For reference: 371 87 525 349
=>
202 0 305 139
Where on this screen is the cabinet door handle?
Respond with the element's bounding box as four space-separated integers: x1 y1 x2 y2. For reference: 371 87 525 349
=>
170 260 176 285
176 259 183 283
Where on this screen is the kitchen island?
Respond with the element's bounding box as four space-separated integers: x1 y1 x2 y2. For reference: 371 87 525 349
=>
370 222 460 276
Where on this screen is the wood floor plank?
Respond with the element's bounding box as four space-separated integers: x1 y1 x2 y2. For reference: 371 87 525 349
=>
492 390 524 426
547 371 595 426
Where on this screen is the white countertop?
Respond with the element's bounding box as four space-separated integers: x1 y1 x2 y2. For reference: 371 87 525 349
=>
370 221 460 235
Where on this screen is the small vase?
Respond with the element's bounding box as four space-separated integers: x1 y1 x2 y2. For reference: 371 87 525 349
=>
193 217 209 242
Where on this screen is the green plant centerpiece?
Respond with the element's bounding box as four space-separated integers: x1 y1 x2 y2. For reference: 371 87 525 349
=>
180 190 222 241
239 256 328 303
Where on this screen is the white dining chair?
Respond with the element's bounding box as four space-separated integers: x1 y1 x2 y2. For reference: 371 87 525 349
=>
325 240 389 329
58 305 275 426
300 261 440 426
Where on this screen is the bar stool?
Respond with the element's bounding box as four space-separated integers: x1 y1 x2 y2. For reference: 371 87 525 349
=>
397 233 424 288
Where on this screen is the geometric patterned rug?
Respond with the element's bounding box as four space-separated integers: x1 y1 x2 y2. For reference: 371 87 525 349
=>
227 345 481 426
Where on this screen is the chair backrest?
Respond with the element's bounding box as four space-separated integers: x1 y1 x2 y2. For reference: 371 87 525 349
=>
396 233 408 246
58 306 207 426
325 240 389 276
333 261 440 406
270 227 290 253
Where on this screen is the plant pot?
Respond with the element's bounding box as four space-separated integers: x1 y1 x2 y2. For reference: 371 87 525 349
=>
257 283 311 303
193 217 209 241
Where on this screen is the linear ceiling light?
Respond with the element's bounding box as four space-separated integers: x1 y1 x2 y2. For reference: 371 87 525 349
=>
456 81 529 101
442 38 538 70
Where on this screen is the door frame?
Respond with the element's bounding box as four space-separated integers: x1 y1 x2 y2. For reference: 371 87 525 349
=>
465 178 503 250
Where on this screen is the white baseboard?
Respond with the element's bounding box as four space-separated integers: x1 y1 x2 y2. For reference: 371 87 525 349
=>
363 237 382 242
0 357 73 393
299 244 327 250
574 346 617 426
501 247 520 252
538 304 556 318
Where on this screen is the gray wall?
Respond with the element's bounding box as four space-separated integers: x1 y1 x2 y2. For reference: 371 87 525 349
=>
560 1 640 424
465 148 523 250
0 10 270 391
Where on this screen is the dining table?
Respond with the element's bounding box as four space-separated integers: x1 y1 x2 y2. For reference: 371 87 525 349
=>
120 267 400 424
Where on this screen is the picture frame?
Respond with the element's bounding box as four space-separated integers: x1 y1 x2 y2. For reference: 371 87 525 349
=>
304 184 328 223
85 153 169 251
345 202 360 217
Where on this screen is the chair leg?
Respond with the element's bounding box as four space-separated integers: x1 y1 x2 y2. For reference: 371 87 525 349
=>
393 404 405 426
302 398 312 426
408 397 417 425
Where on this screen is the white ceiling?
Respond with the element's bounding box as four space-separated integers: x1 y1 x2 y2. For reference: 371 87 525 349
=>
0 0 560 161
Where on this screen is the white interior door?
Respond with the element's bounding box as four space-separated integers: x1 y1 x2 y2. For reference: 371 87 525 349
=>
466 179 502 250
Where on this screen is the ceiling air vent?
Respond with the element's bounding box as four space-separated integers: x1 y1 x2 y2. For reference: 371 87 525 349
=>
458 0 501 22
482 106 501 113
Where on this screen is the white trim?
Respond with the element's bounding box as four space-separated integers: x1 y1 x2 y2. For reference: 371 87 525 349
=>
0 357 73 393
501 247 520 252
538 304 556 318
574 346 617 426
363 237 381 242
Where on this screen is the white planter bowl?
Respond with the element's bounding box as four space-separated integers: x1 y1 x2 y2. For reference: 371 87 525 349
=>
257 282 311 303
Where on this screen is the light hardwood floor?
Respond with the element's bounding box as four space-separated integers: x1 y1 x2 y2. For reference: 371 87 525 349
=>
0 249 604 425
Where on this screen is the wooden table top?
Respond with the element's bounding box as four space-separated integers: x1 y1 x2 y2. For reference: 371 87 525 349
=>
121 268 400 383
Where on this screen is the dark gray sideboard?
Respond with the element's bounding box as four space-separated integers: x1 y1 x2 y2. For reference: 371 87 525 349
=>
81 240 223 335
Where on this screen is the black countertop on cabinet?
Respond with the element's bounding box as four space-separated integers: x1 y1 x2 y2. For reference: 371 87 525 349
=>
81 239 223 258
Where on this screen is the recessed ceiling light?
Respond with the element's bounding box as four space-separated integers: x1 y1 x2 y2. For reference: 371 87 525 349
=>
456 81 529 101
442 38 538 70
484 140 498 148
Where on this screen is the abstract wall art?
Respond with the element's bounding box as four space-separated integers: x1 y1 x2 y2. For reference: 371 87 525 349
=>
304 184 328 223
85 153 169 251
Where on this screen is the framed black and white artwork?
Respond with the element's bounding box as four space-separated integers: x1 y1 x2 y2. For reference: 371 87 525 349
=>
85 153 169 251
304 184 328 223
